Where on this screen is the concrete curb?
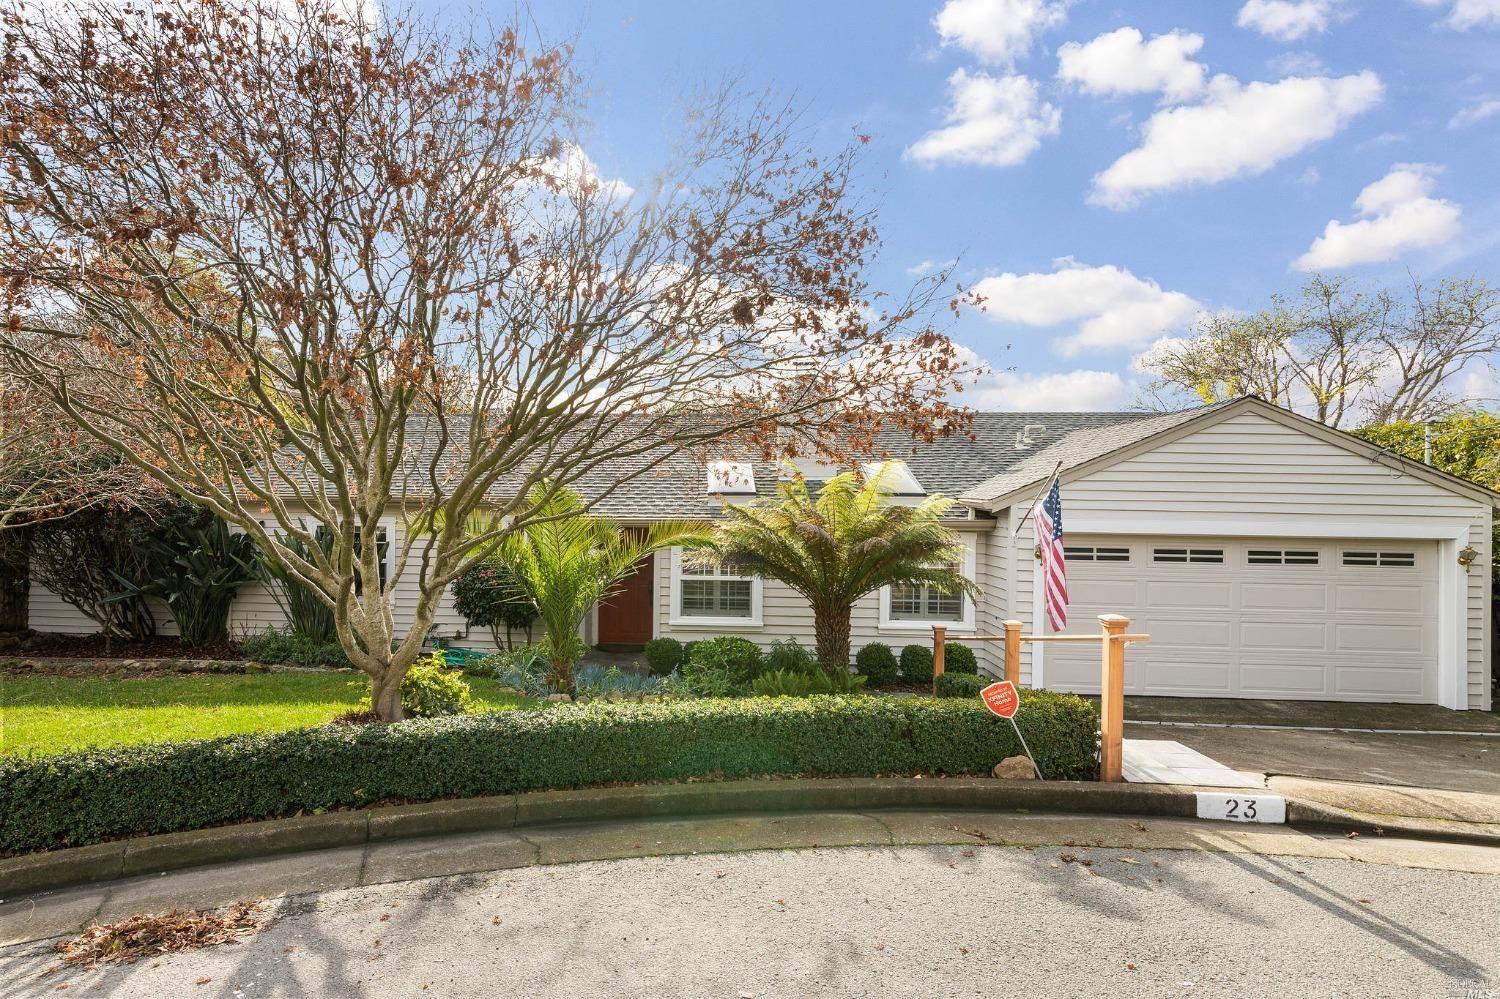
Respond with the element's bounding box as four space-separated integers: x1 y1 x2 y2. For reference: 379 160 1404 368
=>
5 777 1495 899
0 778 1202 897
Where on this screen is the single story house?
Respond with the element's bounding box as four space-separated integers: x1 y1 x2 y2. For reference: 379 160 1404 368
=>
28 396 1497 710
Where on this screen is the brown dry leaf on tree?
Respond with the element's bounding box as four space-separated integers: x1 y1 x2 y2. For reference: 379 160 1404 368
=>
53 901 266 969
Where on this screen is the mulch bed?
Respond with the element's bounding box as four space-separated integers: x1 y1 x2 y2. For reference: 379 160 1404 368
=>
46 900 267 971
2 633 243 661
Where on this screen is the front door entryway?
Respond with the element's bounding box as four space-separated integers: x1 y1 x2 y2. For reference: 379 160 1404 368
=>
596 552 654 648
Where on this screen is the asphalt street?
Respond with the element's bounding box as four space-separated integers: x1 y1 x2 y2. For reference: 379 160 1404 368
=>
3 840 1495 998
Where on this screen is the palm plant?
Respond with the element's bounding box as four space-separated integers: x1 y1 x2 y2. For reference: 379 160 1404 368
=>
494 485 709 688
696 462 978 671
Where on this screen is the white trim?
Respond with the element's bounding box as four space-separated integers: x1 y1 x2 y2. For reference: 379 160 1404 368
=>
1029 529 1045 688
1437 531 1469 711
666 547 763 629
877 538 978 633
1061 515 1476 541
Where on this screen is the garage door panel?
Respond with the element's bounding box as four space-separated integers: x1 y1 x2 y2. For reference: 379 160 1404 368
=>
1334 622 1428 654
1334 665 1427 699
1051 535 1438 704
1238 620 1328 652
1241 582 1328 613
1144 580 1233 610
1334 584 1430 615
1239 662 1330 695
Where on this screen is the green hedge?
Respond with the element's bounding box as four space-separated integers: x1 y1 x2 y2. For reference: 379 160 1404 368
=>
935 673 988 698
0 693 1098 854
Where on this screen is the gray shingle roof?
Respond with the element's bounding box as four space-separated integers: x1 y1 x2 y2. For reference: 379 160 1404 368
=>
957 401 1234 509
385 406 1215 520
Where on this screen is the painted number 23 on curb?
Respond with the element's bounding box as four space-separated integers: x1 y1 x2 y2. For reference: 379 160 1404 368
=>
1195 792 1287 824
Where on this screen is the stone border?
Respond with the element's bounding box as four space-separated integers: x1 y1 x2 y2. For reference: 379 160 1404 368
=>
5 776 1494 899
0 656 349 675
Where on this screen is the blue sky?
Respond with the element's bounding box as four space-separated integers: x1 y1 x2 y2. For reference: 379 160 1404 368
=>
451 0 1500 410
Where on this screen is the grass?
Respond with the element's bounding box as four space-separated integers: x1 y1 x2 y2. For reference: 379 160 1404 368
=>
0 671 533 757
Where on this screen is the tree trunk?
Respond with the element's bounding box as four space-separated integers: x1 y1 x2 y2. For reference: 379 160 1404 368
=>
547 650 573 692
370 667 405 722
0 527 30 634
813 603 852 672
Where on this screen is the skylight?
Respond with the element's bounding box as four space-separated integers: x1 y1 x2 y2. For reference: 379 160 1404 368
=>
862 460 926 496
706 461 756 496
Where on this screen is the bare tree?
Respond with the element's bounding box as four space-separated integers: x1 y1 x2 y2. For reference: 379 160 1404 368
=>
1138 274 1499 428
0 0 972 718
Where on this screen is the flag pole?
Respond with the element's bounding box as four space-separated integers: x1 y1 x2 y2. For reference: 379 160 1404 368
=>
1010 460 1064 540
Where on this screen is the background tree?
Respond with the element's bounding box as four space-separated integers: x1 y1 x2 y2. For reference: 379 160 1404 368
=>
492 486 707 687
696 463 977 670
0 0 971 719
1140 274 1500 427
452 559 537 651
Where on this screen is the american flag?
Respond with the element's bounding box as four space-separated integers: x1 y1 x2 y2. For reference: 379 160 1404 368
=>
1035 475 1068 632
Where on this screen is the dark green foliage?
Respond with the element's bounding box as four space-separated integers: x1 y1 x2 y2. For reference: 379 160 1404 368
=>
0 692 1099 853
27 506 162 641
764 639 819 675
239 631 351 669
451 558 537 649
935 673 988 698
258 528 336 644
682 636 765 695
900 644 934 683
943 643 978 675
643 638 685 676
854 642 899 686
132 510 260 646
750 668 868 696
392 655 473 718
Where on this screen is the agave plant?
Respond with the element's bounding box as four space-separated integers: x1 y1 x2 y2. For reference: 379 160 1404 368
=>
492 485 708 688
696 462 978 671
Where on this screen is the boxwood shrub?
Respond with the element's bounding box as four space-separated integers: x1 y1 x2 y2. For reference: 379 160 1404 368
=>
643 638 685 676
943 643 978 675
854 642 899 686
935 673 988 698
0 693 1098 854
899 644 934 683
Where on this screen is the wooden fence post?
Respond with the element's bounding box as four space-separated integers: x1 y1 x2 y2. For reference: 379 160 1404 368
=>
1098 614 1129 782
932 625 946 696
1002 620 1022 686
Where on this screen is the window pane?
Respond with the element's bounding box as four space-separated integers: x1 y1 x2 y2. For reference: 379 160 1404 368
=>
926 586 963 621
889 582 924 620
679 579 751 618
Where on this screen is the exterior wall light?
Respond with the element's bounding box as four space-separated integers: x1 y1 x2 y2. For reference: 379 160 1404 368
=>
1457 544 1479 568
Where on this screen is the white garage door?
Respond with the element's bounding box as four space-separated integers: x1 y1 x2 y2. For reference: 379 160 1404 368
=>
1044 536 1439 703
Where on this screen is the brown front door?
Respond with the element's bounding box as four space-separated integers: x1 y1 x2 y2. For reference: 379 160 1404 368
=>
596 552 655 647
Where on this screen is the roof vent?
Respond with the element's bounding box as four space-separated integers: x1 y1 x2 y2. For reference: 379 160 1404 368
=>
862 460 926 497
706 461 756 496
1015 424 1047 450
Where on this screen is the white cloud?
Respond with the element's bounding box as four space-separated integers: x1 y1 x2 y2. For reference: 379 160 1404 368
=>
907 258 958 277
933 0 1070 66
1269 50 1328 76
905 70 1061 168
1450 97 1500 128
1414 0 1500 30
1237 1 1339 41
970 258 1204 356
1294 163 1463 270
1297 165 1321 185
1089 71 1383 209
968 367 1131 410
1056 28 1208 104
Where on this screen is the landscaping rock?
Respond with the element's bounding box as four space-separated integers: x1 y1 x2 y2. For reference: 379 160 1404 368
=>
546 693 572 703
992 756 1037 780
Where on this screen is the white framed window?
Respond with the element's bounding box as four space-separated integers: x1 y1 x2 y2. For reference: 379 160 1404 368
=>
1342 550 1416 568
1064 546 1131 563
352 524 392 595
668 548 762 627
1248 549 1319 566
1153 547 1224 564
879 538 977 632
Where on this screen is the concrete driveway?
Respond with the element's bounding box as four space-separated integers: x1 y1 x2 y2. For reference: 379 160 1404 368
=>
1122 696 1500 795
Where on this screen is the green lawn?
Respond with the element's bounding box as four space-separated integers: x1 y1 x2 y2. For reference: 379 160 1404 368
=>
0 672 532 757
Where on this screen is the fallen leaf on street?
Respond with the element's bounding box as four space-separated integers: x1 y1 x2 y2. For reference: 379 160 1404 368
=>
54 901 266 969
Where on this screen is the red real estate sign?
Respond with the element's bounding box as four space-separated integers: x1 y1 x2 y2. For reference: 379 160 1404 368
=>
980 680 1019 719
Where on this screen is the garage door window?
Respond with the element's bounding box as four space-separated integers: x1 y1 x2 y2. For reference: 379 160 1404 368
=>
1065 546 1130 562
1247 549 1319 566
1152 547 1224 564
1342 550 1416 568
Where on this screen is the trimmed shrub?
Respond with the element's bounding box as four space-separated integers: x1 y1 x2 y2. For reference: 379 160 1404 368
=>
682 636 764 695
854 642 899 686
935 673 988 698
643 638 685 676
0 692 1099 853
750 668 868 697
240 630 351 669
765 639 818 676
943 643 978 675
900 644 934 683
361 653 472 718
